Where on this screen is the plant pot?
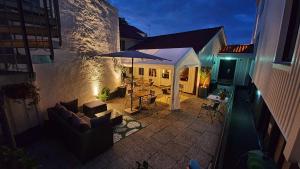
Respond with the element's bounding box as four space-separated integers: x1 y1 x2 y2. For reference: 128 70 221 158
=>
198 87 208 98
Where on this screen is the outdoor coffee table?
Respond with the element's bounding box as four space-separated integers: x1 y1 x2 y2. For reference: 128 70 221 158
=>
83 100 107 118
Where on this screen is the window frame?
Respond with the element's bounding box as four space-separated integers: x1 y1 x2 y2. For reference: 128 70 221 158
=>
149 68 157 77
138 68 144 75
274 0 300 66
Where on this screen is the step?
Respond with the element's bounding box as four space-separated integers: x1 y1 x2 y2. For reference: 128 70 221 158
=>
0 25 59 37
0 0 45 15
0 54 28 64
0 39 60 49
0 11 57 26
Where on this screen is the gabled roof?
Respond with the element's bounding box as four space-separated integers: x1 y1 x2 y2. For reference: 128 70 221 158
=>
119 18 146 40
129 26 223 53
137 48 194 65
220 44 254 54
120 48 199 66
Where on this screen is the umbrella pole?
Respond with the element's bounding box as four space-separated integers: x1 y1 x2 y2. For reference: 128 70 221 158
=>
131 57 133 111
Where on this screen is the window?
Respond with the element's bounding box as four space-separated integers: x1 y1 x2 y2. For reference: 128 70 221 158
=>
276 0 300 64
128 67 133 74
162 69 170 79
138 68 144 75
120 40 126 51
149 68 157 77
180 68 189 81
282 0 300 62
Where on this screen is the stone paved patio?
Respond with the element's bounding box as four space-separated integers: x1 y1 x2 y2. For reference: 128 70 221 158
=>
26 96 224 169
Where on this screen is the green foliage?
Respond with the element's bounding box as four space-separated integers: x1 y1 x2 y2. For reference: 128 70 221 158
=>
136 161 149 169
0 146 38 169
97 87 110 101
2 83 40 104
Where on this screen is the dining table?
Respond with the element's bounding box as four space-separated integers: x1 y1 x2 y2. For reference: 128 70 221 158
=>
135 91 149 110
207 94 229 103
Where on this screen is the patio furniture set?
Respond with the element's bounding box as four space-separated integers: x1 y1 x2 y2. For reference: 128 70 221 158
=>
47 99 123 162
201 93 228 123
124 78 158 112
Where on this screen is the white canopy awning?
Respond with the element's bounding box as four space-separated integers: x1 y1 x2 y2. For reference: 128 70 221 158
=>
122 48 201 110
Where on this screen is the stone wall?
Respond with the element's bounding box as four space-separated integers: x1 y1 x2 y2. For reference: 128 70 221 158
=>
33 0 120 114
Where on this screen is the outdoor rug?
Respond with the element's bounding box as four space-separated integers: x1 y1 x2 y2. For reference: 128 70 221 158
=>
113 115 144 143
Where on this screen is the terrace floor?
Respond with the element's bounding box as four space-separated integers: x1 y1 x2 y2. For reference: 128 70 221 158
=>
26 95 225 169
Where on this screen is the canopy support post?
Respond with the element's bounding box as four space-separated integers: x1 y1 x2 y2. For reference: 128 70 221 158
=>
130 57 133 111
125 57 138 114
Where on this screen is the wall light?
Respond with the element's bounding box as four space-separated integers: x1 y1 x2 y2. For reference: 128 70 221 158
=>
257 90 261 96
92 81 99 96
223 56 235 60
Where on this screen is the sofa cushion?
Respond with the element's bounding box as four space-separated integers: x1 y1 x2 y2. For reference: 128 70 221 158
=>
55 103 73 119
61 99 78 113
80 115 91 128
71 113 90 132
90 111 111 128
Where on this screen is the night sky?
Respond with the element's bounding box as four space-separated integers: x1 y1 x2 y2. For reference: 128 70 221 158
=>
108 0 256 44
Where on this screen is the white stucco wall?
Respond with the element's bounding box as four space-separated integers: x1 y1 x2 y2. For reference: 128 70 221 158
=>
33 0 120 113
199 29 227 67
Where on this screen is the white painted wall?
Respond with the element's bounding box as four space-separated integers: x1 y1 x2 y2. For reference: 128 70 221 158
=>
132 65 197 94
253 0 300 162
33 0 120 114
212 53 254 86
199 28 227 67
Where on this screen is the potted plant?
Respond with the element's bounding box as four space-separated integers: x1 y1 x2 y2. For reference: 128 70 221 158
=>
98 87 110 102
198 67 211 98
2 83 40 105
219 90 227 100
0 146 38 169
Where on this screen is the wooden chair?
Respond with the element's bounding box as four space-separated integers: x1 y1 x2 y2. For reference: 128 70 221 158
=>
143 95 157 109
162 88 171 104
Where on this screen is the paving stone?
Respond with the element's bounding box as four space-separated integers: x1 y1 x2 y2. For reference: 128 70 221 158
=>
160 141 189 161
173 129 203 147
175 155 190 169
151 128 176 145
26 96 224 169
135 125 155 138
199 131 219 155
147 151 177 169
185 144 212 169
163 125 184 137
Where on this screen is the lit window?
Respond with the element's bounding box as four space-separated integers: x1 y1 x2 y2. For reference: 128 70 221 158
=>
180 68 189 81
162 69 170 79
149 68 157 77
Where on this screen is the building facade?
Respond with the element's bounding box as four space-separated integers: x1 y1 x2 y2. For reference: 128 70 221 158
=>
252 0 300 167
119 18 146 51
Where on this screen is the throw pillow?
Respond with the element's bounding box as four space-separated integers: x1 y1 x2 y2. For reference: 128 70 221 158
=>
71 113 90 132
60 99 78 113
90 111 111 128
55 103 73 119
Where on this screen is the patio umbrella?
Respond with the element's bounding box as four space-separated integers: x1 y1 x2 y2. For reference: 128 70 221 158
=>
99 51 170 114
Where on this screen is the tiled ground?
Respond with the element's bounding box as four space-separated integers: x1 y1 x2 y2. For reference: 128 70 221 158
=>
26 95 224 169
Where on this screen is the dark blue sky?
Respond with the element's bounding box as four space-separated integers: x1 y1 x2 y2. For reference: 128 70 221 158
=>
108 0 256 44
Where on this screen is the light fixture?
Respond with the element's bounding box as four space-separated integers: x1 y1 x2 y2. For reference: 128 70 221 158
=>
257 90 261 96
